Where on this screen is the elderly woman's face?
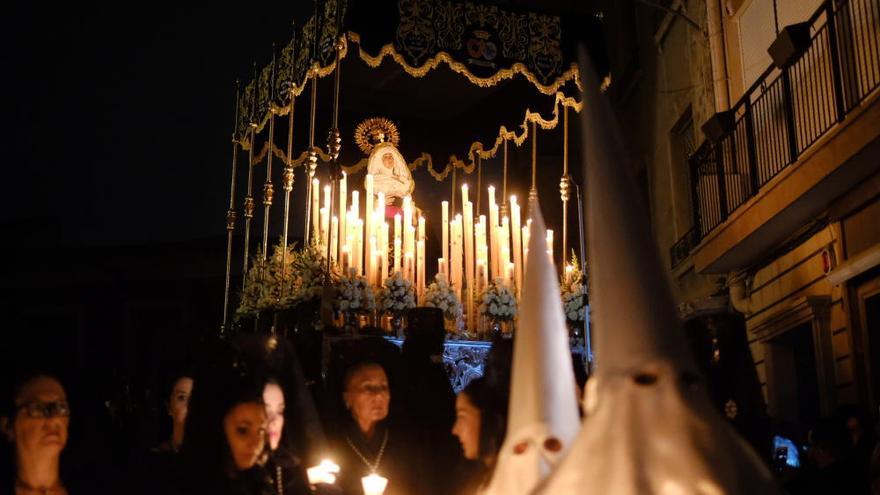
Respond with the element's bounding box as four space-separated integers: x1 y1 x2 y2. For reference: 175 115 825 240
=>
11 377 69 459
343 364 390 428
223 402 267 470
382 152 394 169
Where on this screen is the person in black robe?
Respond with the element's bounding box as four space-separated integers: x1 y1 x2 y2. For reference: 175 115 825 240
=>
177 340 273 495
331 361 422 495
397 308 460 495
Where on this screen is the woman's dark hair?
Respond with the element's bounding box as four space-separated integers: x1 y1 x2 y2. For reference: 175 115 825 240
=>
151 365 194 444
251 334 328 467
460 377 507 469
162 366 194 402
1 370 67 420
179 340 270 495
259 375 301 465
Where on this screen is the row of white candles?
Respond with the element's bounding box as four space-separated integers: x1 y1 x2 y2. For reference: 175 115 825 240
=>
440 185 552 329
308 175 554 328
310 174 428 299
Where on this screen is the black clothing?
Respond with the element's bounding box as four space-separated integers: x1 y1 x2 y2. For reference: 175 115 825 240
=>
265 451 311 495
331 421 422 495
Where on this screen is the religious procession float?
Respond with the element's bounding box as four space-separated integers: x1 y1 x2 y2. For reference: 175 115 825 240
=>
218 0 608 385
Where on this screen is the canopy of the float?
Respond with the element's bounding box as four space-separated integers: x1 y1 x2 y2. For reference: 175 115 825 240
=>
232 0 608 192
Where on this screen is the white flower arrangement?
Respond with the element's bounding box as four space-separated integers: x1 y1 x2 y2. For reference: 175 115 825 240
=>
423 273 463 322
560 252 588 324
378 271 417 313
334 267 376 313
288 240 337 305
235 243 294 319
479 278 518 322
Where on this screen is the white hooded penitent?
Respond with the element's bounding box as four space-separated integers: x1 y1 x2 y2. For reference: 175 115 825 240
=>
534 49 778 495
483 202 580 495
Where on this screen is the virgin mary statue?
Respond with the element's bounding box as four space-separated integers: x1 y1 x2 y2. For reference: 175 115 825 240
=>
367 142 414 206
356 117 414 207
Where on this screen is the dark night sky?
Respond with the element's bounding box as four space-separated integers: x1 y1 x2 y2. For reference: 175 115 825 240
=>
4 1 305 247
4 0 589 250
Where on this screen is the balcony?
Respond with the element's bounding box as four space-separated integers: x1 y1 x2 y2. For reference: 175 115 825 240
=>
675 0 880 273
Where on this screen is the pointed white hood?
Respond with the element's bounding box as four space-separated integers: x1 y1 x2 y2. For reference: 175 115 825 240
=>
483 203 581 495
534 49 778 495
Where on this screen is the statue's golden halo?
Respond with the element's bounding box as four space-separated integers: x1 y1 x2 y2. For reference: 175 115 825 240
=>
354 117 400 155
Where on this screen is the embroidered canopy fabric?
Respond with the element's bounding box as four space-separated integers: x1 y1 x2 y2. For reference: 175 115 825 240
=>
233 0 608 183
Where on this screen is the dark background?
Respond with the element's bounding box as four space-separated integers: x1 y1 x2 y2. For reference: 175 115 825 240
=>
1 0 589 359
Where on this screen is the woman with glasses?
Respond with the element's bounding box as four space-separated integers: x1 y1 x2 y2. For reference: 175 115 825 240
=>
1 373 71 495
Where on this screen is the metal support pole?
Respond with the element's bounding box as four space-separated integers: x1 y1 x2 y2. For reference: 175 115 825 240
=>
221 81 241 335
560 106 570 268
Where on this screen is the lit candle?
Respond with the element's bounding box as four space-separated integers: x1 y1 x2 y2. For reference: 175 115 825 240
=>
307 460 340 485
320 207 329 251
323 185 331 215
375 250 383 288
361 474 388 495
438 258 447 280
417 239 425 300
441 201 449 278
311 178 320 243
365 175 374 277
523 225 531 266
510 196 522 298
451 214 463 304
356 219 364 275
351 191 360 264
463 200 474 331
488 186 497 278
489 204 499 279
403 197 413 270
506 262 515 290
369 236 377 285
394 214 402 274
393 238 402 275
477 215 487 276
339 173 347 260
502 216 510 251
381 222 390 281
546 228 554 260
330 216 338 263
405 252 414 284
341 245 350 272
407 225 416 282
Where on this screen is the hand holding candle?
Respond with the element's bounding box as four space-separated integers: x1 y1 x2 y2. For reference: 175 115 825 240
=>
306 459 340 485
361 473 389 495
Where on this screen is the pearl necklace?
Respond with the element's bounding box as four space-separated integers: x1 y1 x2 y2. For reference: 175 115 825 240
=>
345 428 389 473
274 464 283 495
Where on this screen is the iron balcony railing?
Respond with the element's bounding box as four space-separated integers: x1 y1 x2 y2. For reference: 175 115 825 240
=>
671 0 879 268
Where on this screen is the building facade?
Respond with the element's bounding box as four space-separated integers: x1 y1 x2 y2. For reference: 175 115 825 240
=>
602 0 880 432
